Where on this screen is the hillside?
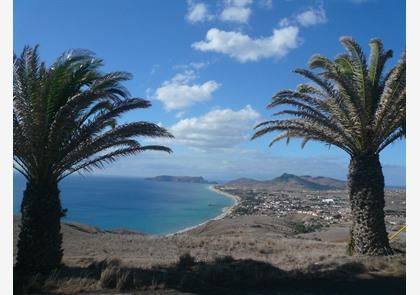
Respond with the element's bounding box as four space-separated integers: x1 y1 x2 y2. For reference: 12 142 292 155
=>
145 175 217 184
299 175 347 189
13 215 405 294
225 173 346 191
222 177 261 186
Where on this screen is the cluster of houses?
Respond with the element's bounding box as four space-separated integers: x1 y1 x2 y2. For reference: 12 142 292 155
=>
218 186 405 227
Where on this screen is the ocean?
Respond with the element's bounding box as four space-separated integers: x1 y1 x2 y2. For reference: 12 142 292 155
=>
13 174 234 235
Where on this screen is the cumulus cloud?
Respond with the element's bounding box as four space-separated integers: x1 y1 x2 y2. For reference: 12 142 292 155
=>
192 26 300 62
186 0 213 23
220 0 253 23
295 6 327 27
154 70 220 111
185 0 275 25
279 6 327 28
169 105 260 149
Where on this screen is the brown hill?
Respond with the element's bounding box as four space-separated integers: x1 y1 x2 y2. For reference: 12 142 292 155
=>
225 173 346 191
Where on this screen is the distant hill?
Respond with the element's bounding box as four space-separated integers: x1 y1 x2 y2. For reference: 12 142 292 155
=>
223 177 261 186
299 175 347 190
145 175 217 184
271 173 333 190
225 173 346 191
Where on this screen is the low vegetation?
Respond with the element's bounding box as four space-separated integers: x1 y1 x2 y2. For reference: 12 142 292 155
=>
293 221 323 234
14 253 405 294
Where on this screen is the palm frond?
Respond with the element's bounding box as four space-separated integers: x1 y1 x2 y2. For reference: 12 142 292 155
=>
14 46 173 181
252 37 405 157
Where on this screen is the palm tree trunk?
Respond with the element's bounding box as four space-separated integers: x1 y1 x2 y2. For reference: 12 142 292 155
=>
347 154 392 255
16 180 64 274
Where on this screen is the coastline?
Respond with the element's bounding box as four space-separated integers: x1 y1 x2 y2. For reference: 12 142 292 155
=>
208 185 240 206
166 185 241 236
15 180 242 238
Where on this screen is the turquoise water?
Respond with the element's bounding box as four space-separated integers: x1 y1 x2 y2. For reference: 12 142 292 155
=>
13 174 233 235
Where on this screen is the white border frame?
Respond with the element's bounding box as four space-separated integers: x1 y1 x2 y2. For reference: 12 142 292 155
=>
0 0 416 294
406 0 419 293
0 0 13 293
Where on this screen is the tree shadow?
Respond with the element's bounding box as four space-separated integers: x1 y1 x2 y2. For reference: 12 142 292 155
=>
14 255 405 295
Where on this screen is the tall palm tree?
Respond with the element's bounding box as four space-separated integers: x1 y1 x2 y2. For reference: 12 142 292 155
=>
14 46 173 273
252 37 405 256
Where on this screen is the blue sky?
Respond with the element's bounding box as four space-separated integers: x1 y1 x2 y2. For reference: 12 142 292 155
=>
14 0 406 185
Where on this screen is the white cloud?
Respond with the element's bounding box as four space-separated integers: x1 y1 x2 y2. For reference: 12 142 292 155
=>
155 72 220 111
169 105 260 149
168 70 197 84
295 6 327 27
220 6 252 23
220 0 253 23
186 0 213 23
185 0 275 25
279 18 290 27
258 0 272 9
279 6 328 28
192 26 300 62
173 61 208 71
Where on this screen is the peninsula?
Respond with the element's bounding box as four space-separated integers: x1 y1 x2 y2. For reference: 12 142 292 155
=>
145 175 217 184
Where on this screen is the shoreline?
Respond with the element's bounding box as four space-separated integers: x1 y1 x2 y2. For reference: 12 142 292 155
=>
166 185 241 236
208 185 240 206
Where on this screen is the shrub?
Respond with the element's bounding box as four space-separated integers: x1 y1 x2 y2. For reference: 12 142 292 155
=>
99 266 119 289
116 269 134 291
294 222 322 234
177 253 195 270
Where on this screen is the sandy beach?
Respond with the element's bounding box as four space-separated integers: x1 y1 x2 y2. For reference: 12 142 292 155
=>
208 185 240 205
167 185 241 236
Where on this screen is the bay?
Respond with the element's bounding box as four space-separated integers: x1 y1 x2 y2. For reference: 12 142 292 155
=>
13 174 233 235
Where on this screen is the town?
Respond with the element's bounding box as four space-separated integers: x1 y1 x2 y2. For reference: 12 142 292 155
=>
217 185 406 230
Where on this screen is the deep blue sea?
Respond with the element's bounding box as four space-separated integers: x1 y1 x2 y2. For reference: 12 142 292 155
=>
13 174 234 235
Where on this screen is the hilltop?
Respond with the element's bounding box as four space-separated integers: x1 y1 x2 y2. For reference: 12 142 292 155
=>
225 173 347 191
145 175 217 184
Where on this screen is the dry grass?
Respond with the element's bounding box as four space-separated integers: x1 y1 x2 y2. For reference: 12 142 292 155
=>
13 215 405 294
14 253 405 294
14 215 349 270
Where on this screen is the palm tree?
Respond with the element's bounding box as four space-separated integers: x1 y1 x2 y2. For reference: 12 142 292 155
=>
252 37 405 256
14 46 173 273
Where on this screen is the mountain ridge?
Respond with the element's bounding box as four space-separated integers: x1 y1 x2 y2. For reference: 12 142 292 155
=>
224 173 347 191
